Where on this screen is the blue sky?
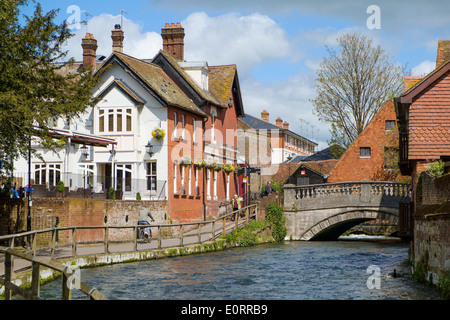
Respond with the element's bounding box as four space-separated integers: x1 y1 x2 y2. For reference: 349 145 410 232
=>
23 0 450 149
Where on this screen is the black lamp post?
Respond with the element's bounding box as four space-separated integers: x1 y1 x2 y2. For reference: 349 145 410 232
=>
80 145 89 159
145 142 154 157
287 155 293 184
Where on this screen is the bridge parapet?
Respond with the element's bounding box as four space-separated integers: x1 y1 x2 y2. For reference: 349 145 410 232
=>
284 181 411 211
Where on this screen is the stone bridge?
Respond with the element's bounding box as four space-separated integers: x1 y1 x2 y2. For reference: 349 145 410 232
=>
283 182 411 240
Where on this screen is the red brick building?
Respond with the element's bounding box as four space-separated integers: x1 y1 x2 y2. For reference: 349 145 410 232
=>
152 23 245 221
394 40 450 203
328 100 403 183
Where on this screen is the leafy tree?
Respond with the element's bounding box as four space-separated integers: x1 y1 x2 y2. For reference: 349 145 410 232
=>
0 0 102 177
311 33 404 151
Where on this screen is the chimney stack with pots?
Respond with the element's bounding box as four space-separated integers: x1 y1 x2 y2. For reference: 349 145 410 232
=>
81 33 97 72
112 24 124 53
436 40 450 68
161 22 185 61
283 121 289 130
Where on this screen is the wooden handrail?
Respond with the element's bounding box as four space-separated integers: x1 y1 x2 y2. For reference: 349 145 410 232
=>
0 204 258 300
0 246 108 300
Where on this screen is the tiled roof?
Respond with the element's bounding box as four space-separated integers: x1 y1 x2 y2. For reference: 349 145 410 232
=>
239 114 282 131
155 50 222 107
208 65 236 106
108 52 207 117
239 114 317 145
270 159 338 183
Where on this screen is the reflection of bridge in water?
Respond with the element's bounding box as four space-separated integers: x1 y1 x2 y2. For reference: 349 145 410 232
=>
283 182 411 241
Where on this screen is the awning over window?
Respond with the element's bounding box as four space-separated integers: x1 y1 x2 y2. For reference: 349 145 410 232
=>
37 127 117 147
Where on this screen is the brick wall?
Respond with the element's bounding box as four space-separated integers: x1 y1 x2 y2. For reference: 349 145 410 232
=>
413 171 450 289
0 198 168 244
328 100 403 182
420 172 450 205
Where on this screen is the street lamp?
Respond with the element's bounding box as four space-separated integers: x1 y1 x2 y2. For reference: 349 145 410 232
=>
145 141 154 157
80 145 89 159
287 155 293 184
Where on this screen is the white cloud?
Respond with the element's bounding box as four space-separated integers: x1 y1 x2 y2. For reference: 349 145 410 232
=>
182 12 291 78
411 60 435 76
62 14 162 61
241 71 331 150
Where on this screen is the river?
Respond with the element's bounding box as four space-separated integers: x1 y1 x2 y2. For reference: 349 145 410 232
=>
38 236 443 300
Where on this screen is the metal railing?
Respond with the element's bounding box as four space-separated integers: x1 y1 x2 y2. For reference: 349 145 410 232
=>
0 204 258 300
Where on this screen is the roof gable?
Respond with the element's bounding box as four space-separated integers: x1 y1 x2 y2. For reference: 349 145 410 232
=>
152 50 221 108
96 78 145 106
399 59 450 104
97 52 206 117
209 65 245 116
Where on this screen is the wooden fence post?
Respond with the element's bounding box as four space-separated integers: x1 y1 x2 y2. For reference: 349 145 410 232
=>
133 226 137 252
158 225 162 249
31 260 40 299
72 228 77 257
32 232 37 257
223 217 226 236
179 225 184 247
51 229 56 260
104 227 109 254
62 269 72 300
211 220 215 240
4 252 12 300
197 223 201 244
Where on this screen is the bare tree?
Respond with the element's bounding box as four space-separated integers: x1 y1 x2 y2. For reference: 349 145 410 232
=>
311 33 404 150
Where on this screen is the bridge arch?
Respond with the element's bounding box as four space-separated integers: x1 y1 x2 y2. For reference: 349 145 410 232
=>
283 181 410 241
298 208 399 241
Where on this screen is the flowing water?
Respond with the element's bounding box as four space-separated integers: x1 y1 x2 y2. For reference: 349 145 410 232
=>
38 237 443 300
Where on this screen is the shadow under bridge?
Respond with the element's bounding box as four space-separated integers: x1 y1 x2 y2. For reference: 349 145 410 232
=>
283 182 411 241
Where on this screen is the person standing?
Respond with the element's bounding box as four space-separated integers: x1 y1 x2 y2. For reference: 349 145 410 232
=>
231 194 241 221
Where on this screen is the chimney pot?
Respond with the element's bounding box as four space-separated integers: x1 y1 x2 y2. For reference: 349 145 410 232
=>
261 109 269 122
275 117 283 128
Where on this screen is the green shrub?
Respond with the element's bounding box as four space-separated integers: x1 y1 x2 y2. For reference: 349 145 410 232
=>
108 187 116 200
136 192 141 200
57 180 65 193
428 159 445 178
265 202 287 242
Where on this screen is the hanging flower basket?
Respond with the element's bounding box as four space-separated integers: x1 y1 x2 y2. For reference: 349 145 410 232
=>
181 155 193 166
222 164 235 174
152 128 165 140
195 159 205 168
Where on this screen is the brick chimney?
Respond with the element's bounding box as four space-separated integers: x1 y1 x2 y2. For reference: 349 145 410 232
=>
275 117 283 128
436 40 450 68
161 22 185 61
111 24 124 53
261 110 269 122
81 33 97 72
283 121 289 130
